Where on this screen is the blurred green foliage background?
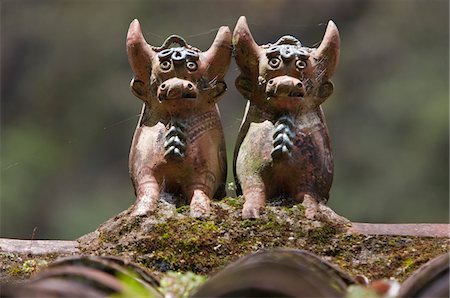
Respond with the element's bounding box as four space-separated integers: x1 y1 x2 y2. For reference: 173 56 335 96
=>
1 0 448 240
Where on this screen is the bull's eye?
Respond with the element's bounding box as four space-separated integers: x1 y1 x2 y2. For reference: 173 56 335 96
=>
160 60 172 71
295 59 307 70
268 57 281 69
186 61 198 72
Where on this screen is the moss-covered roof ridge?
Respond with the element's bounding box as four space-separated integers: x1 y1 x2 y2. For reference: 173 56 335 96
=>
77 197 449 282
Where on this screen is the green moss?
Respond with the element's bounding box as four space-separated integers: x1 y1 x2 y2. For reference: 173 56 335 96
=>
159 271 206 298
97 231 107 246
241 219 256 228
295 204 305 215
192 220 219 233
111 272 160 298
401 258 415 274
402 258 414 268
176 206 190 214
0 253 57 282
307 223 338 244
7 263 25 277
221 197 242 208
76 198 450 283
21 259 48 274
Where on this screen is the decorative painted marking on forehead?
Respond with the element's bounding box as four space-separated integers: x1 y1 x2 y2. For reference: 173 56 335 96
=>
264 35 311 61
154 35 200 63
158 47 199 63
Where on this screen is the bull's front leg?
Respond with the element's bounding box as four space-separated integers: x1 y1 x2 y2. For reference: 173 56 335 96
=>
131 167 160 216
189 188 212 218
129 123 165 217
186 170 216 218
236 124 271 219
241 177 267 219
296 192 319 220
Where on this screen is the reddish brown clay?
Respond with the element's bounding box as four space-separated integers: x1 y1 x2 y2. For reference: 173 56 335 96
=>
127 20 231 217
233 17 340 219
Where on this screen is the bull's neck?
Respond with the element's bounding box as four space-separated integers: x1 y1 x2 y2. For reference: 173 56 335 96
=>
249 101 323 125
143 102 217 126
293 108 323 130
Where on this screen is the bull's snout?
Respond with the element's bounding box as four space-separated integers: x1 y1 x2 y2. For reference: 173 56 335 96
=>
265 75 305 98
157 78 198 101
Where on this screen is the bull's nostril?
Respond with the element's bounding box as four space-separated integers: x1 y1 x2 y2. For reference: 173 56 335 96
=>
268 79 274 85
296 82 303 88
187 83 193 90
161 83 167 90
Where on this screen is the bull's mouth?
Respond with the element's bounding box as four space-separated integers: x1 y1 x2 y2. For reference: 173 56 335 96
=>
265 76 306 100
266 90 305 98
157 79 198 101
288 91 305 98
158 91 197 101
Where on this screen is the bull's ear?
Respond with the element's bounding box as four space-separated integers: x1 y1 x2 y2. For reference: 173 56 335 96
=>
233 16 260 81
203 26 232 82
313 20 340 82
126 19 156 99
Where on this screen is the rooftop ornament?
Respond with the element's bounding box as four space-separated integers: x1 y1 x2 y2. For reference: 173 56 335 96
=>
126 19 231 218
233 16 340 219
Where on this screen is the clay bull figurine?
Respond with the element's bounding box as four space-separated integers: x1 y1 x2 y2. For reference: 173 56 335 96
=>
233 17 340 219
126 20 231 217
